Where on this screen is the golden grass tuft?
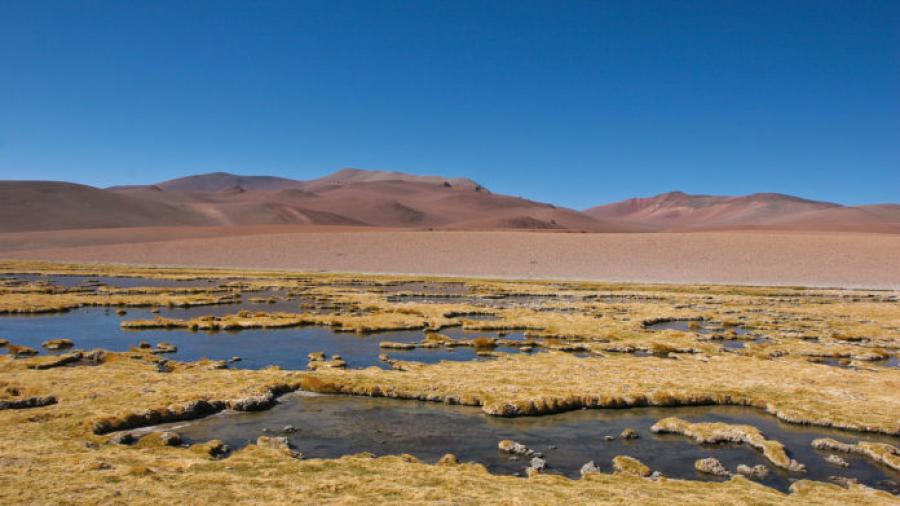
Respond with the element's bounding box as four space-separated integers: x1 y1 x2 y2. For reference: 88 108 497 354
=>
811 438 899 471
0 260 898 504
612 455 652 477
651 417 805 471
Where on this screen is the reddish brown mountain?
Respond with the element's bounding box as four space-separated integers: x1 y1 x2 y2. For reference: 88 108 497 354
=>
3 172 897 233
585 191 900 233
0 169 626 232
0 181 209 232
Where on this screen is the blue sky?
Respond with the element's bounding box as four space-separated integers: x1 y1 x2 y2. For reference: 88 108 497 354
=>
1 1 897 208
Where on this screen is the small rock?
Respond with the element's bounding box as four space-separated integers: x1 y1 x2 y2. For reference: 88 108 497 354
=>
603 435 615 441
116 309 127 316
42 338 74 350
307 351 325 361
158 432 181 446
694 457 731 477
229 356 241 363
154 342 177 354
580 460 600 476
256 436 301 458
109 432 137 445
825 454 850 467
206 440 230 458
530 457 547 471
379 341 416 350
736 464 769 479
282 425 297 434
8 345 38 357
827 476 859 488
437 453 459 465
619 428 640 439
650 471 664 479
498 439 540 457
230 391 276 411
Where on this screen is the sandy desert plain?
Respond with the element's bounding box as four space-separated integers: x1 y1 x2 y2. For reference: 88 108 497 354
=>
1 172 899 504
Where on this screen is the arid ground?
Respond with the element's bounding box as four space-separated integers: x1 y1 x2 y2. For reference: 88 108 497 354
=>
1 227 898 289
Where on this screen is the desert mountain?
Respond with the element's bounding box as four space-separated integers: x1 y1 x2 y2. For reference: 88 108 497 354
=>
585 191 900 233
0 181 209 232
2 171 897 233
122 169 619 231
0 169 625 233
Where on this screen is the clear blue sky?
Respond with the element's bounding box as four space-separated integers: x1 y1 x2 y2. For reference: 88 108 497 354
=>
1 1 897 208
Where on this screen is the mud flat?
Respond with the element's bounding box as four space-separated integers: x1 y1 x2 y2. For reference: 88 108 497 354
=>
3 228 900 288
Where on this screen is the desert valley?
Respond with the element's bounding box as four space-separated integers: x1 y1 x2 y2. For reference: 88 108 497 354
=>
2 169 899 289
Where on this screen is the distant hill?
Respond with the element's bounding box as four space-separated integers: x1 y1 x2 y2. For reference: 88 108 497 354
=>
0 181 209 232
0 169 626 232
584 191 900 233
152 172 307 192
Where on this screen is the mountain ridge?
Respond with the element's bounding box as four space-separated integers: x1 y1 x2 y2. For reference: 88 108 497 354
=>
2 169 897 233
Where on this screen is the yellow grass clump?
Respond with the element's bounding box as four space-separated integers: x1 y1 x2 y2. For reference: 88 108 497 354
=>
651 417 806 471
811 438 899 471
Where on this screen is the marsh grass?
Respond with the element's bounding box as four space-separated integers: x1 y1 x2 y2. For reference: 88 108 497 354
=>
0 261 898 504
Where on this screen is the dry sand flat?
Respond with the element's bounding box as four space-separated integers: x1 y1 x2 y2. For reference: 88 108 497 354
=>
2 228 899 289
